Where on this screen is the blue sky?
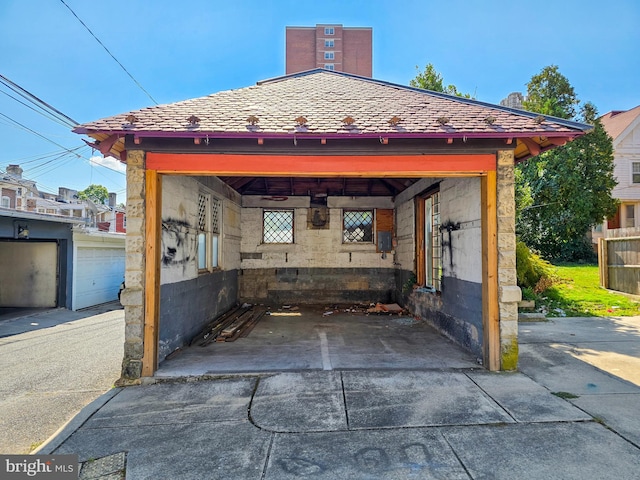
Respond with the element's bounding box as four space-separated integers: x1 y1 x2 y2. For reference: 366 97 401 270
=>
1 0 639 200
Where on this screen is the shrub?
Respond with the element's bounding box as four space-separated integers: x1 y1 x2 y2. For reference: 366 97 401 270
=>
516 241 555 291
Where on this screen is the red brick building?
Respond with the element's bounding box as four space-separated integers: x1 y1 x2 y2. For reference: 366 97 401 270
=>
286 24 372 77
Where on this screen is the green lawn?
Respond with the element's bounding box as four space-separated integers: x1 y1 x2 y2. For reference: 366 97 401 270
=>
534 263 640 317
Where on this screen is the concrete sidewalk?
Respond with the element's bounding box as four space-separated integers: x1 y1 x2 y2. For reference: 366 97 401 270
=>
37 315 640 479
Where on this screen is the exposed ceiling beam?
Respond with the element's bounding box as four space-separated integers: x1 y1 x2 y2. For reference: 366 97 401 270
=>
380 178 407 191
378 178 399 194
227 177 255 189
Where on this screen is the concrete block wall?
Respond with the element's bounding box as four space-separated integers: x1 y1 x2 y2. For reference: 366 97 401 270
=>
393 199 415 273
160 176 199 284
157 175 242 361
439 177 482 283
239 196 396 304
393 176 484 359
240 197 395 270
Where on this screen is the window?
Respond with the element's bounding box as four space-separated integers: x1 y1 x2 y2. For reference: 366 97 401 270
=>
632 162 640 183
625 204 635 228
343 210 373 243
324 51 334 60
416 189 442 291
211 197 221 268
324 64 335 71
263 210 294 243
197 193 209 270
324 39 334 48
324 27 334 35
1 196 9 208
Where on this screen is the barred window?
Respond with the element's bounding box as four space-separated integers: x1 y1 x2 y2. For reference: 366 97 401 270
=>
427 192 442 290
416 188 442 291
197 193 209 270
211 197 221 267
263 210 294 243
343 210 373 243
211 197 221 234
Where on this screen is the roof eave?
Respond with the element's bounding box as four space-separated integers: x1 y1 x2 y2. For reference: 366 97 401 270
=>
76 128 587 141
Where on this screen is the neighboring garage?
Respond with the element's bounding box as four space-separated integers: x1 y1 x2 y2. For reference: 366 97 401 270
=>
0 209 125 311
0 210 77 308
73 69 590 381
0 241 58 307
72 230 126 310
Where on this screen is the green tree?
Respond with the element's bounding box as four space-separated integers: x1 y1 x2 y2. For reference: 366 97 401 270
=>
410 63 472 98
78 184 109 204
522 65 579 119
516 101 618 260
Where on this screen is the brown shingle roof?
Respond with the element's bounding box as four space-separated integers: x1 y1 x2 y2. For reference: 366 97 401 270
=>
74 69 589 139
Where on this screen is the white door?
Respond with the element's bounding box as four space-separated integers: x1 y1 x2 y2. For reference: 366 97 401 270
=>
0 242 58 307
73 247 125 310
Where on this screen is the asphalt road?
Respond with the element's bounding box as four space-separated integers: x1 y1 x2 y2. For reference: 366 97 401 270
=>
0 303 124 454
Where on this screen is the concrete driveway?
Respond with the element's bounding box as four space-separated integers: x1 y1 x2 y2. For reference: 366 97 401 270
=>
34 314 640 479
0 302 123 454
519 315 640 447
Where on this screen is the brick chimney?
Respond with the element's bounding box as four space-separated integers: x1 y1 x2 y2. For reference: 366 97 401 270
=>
108 192 117 207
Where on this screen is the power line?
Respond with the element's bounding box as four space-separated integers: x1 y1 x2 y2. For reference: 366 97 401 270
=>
0 74 78 127
0 89 72 129
59 0 158 105
0 111 125 177
0 111 82 156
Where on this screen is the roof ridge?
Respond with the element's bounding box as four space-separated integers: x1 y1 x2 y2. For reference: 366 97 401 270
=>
255 69 590 131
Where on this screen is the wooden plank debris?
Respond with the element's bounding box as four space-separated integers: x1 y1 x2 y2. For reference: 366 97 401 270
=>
190 304 267 346
367 303 405 314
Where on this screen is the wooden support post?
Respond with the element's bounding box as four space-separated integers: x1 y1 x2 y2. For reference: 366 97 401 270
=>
481 170 500 371
142 170 161 376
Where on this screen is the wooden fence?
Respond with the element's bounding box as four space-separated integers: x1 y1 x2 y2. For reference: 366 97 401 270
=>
598 236 640 295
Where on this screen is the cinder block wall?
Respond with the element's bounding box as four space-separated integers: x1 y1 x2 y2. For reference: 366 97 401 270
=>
157 175 241 361
394 177 484 359
239 196 396 305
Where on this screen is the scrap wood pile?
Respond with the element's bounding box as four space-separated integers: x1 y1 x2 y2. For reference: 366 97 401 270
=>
190 304 267 347
322 302 407 316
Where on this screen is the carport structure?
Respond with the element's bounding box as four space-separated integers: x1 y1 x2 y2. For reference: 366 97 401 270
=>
74 70 589 381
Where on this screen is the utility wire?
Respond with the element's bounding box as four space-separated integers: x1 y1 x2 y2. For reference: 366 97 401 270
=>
0 74 78 127
0 111 81 156
59 0 158 105
0 89 72 129
0 111 125 177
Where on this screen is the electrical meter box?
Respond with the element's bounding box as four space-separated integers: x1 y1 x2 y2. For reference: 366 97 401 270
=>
377 231 392 252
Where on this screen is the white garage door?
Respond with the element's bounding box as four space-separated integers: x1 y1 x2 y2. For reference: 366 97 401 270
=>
0 241 57 307
74 247 125 310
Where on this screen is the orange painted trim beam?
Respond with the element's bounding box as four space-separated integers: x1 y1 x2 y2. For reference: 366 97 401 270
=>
146 153 496 176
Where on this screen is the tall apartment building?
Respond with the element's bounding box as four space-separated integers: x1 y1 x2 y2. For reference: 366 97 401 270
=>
286 24 372 77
